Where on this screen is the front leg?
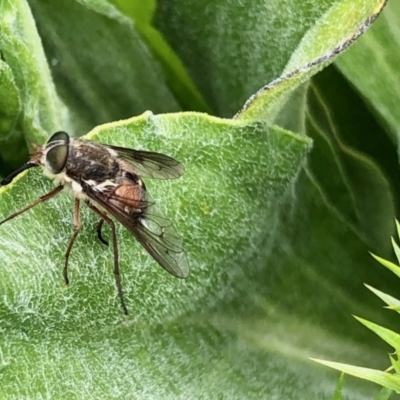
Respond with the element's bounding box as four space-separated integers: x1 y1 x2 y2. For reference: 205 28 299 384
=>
0 186 63 226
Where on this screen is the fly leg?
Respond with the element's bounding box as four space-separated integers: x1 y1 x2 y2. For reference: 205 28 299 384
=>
96 219 109 246
0 186 63 226
86 203 128 315
64 199 81 285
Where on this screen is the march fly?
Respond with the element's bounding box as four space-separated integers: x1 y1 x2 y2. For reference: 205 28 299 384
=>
0 131 189 315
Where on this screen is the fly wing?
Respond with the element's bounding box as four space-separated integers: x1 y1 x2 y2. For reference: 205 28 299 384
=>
130 202 189 278
107 145 184 180
82 181 189 278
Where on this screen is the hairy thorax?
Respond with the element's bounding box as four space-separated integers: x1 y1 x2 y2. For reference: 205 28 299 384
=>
66 140 120 183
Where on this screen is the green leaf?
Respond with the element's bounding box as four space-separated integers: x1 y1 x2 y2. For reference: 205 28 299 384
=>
374 387 393 400
0 112 315 397
110 0 210 112
237 0 388 121
391 237 400 265
0 0 69 143
155 0 387 120
335 0 400 141
331 373 345 400
354 317 400 352
27 0 181 131
370 253 400 279
0 60 20 139
307 66 396 253
364 284 400 311
312 360 400 393
0 112 310 325
0 60 26 173
389 355 400 375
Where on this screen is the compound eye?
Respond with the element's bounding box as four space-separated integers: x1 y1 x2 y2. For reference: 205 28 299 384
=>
45 131 70 174
47 131 70 144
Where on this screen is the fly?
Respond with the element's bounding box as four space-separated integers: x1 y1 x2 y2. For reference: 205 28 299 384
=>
0 131 189 315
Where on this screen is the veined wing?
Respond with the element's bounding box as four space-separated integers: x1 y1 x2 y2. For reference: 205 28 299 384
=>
107 145 184 180
82 181 189 278
130 204 189 278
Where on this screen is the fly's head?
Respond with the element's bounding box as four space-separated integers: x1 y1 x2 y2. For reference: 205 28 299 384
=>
34 131 71 178
0 131 71 186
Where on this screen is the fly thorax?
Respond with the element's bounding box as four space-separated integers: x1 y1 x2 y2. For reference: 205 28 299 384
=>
65 140 120 183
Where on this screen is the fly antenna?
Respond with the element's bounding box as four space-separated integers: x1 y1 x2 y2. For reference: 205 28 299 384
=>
1 163 38 186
